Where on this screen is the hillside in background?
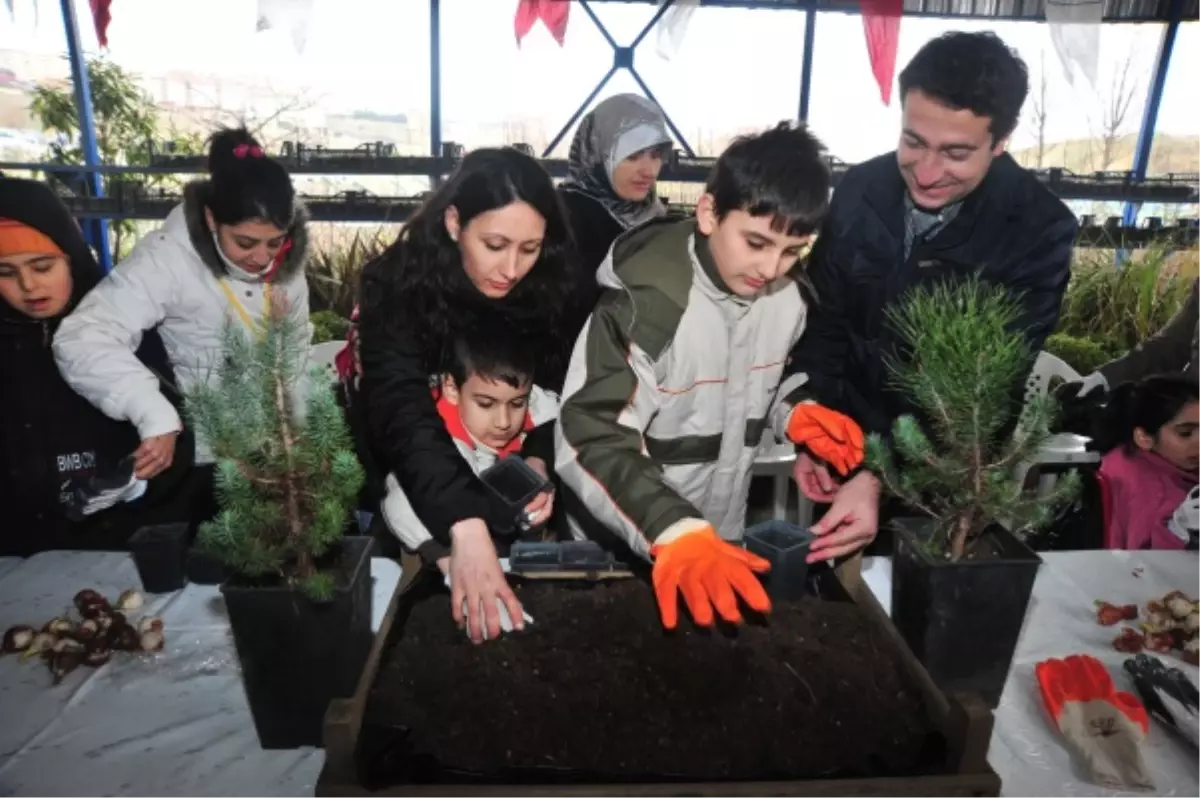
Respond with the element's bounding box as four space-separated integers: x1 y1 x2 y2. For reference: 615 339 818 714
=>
1012 133 1199 175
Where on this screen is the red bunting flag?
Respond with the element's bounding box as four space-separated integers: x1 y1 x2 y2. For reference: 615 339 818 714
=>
89 0 112 48
860 0 902 106
515 0 569 47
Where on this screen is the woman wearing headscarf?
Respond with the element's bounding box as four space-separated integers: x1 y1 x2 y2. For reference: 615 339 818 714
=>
557 94 674 344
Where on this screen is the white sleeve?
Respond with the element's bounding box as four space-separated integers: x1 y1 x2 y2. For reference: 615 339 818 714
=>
53 240 182 440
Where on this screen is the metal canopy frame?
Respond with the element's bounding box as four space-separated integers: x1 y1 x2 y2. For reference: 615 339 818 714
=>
47 0 1194 269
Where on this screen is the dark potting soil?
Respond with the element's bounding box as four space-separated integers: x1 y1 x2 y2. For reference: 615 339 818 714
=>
368 578 942 783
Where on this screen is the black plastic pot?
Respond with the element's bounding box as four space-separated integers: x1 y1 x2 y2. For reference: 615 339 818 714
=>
479 456 551 533
129 523 189 593
222 536 374 749
890 517 1041 708
185 548 228 585
743 521 814 602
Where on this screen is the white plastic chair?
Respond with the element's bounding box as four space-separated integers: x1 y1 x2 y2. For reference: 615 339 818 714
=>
751 428 814 528
309 340 346 386
1013 351 1101 496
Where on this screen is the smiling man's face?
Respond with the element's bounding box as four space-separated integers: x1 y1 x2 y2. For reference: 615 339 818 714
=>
897 88 1007 211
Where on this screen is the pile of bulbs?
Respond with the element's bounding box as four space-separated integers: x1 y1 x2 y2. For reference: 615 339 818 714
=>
1 589 165 684
1100 590 1199 665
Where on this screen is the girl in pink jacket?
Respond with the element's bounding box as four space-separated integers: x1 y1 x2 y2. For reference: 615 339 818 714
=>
1100 375 1198 550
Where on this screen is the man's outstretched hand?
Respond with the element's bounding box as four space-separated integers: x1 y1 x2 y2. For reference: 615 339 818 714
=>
806 471 880 564
651 525 771 629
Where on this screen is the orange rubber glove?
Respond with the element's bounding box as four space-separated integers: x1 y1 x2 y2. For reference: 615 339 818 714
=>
785 403 865 476
1036 654 1154 790
650 526 771 630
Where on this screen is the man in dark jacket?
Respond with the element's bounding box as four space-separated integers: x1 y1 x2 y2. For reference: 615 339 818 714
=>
778 32 1078 556
0 178 194 556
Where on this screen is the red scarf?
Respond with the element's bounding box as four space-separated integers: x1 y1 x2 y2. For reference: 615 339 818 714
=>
434 389 533 456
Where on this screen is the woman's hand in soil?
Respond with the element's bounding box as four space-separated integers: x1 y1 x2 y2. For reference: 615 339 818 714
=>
806 471 880 564
449 518 525 643
523 457 554 526
650 524 772 629
133 431 179 479
792 451 839 503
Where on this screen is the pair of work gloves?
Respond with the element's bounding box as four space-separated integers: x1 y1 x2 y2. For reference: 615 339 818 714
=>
651 402 865 630
1037 653 1199 791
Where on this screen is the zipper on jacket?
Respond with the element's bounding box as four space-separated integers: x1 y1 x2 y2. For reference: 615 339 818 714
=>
42 321 49 347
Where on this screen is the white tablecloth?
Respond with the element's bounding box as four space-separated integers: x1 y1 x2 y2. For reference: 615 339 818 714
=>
0 550 1196 796
0 551 401 797
863 551 1200 798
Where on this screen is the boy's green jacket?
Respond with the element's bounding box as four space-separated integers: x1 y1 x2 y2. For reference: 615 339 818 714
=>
554 217 810 560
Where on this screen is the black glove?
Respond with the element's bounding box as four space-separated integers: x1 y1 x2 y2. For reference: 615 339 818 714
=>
1123 653 1199 748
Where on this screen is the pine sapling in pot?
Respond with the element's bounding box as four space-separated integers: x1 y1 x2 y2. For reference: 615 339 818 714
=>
864 278 1080 706
185 301 364 598
185 298 371 748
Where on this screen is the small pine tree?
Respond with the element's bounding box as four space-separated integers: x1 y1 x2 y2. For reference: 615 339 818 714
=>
185 301 364 600
864 279 1080 562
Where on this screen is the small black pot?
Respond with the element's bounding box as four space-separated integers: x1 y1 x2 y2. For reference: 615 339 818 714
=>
479 456 551 533
743 521 814 602
129 523 189 593
185 548 228 585
890 517 1041 708
221 536 374 750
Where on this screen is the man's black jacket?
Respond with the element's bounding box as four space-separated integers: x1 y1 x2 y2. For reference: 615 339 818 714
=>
781 152 1078 435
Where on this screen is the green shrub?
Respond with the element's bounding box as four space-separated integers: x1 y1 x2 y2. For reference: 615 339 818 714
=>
1043 333 1116 374
306 229 390 318
1057 244 1192 358
310 310 350 344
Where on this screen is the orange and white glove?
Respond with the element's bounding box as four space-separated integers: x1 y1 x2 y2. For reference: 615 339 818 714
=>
785 403 864 476
1036 654 1154 791
650 523 771 630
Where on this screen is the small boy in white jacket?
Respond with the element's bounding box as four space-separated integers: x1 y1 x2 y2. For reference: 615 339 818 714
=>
382 327 559 574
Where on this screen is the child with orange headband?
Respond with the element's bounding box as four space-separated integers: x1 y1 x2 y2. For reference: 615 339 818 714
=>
0 178 192 556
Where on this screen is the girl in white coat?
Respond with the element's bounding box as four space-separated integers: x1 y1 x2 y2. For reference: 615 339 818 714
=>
53 128 311 487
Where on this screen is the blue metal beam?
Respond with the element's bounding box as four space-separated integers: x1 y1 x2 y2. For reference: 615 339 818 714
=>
60 0 111 272
1123 0 1183 227
544 0 696 158
429 0 442 166
798 7 815 121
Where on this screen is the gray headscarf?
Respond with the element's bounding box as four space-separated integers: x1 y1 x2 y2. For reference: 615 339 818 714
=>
560 93 672 230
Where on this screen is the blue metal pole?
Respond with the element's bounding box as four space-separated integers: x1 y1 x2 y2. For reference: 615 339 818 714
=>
429 0 442 166
1122 0 1182 227
60 0 111 272
798 7 816 122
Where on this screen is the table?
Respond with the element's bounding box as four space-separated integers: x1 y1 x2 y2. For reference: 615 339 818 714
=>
862 551 1200 798
0 551 401 797
0 551 1195 796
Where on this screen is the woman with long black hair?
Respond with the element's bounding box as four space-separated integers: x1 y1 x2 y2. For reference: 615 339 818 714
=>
358 147 578 643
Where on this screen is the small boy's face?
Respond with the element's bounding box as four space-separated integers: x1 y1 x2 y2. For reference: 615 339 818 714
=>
0 252 72 319
695 193 814 298
443 373 532 451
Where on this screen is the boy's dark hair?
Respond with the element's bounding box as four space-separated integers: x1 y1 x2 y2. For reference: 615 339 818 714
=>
704 121 831 237
899 31 1029 143
445 318 537 391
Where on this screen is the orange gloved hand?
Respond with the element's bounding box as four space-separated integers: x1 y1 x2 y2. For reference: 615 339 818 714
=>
1036 654 1154 791
785 403 865 476
650 526 772 630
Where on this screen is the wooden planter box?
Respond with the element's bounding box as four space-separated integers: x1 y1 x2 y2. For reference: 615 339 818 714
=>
318 556 1001 797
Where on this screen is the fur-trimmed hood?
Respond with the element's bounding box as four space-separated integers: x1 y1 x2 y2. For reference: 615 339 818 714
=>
180 180 310 283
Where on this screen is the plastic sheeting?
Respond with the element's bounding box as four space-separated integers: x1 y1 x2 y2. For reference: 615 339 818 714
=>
863 550 1200 798
0 551 401 797
0 550 1195 796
